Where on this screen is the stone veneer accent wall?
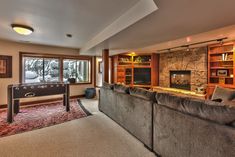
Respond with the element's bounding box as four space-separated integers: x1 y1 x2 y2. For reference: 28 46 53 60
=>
159 47 208 91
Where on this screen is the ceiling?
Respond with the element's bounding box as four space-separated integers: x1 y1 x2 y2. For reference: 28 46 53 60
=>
1 0 235 55
90 0 235 55
0 0 140 48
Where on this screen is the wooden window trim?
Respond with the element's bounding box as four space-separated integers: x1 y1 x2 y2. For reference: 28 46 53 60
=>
19 52 93 85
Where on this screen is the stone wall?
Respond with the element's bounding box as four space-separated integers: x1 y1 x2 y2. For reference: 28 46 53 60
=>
159 47 208 91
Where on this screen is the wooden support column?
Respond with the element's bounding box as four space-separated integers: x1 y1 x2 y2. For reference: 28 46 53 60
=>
151 53 160 87
110 56 115 83
102 49 109 83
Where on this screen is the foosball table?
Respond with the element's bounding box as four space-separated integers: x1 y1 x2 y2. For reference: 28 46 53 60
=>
7 82 70 123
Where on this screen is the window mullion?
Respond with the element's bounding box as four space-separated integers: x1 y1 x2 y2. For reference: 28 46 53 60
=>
42 58 45 82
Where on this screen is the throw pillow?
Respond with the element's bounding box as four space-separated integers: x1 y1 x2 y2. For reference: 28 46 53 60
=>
211 86 235 102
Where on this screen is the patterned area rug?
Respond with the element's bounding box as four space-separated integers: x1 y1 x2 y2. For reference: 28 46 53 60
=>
0 99 91 138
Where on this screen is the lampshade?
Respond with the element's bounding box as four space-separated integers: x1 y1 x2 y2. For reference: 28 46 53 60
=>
11 24 34 35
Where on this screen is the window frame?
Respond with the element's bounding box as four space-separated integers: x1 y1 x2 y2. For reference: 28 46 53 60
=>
20 52 93 85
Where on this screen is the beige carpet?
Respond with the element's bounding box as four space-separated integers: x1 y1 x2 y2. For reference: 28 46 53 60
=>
0 99 156 157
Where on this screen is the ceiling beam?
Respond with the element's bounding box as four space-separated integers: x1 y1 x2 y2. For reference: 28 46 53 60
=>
80 0 158 54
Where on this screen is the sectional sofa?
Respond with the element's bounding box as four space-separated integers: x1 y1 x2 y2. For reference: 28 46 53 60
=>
99 83 156 149
99 83 235 157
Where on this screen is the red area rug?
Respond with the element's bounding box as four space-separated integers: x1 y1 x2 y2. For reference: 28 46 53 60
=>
0 99 91 138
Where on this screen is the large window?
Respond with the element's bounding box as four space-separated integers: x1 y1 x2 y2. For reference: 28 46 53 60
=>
63 59 90 83
21 53 92 84
23 57 60 83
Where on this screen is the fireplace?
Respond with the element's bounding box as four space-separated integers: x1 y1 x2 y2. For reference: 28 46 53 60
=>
170 70 191 90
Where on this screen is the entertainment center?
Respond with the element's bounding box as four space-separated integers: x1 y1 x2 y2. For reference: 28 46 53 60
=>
112 53 159 88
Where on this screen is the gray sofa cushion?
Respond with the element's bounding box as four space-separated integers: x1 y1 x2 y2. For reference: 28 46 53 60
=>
156 92 235 125
211 86 235 102
156 92 185 110
153 104 235 157
113 84 129 94
222 100 235 107
102 82 114 90
129 87 156 101
182 98 235 125
116 93 153 148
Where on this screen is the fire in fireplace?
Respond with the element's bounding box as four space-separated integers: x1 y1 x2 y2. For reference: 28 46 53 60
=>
170 70 191 90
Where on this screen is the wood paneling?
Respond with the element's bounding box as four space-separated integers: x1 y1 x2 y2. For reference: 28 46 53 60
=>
151 53 159 86
102 49 109 83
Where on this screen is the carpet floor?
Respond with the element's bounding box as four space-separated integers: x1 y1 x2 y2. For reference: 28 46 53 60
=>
0 99 90 137
0 99 156 157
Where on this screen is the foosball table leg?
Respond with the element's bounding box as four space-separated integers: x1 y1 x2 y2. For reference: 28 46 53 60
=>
66 94 70 112
63 94 66 106
14 100 20 114
65 84 70 112
7 87 13 123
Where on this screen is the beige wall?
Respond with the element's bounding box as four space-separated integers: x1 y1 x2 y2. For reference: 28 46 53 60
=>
0 39 94 105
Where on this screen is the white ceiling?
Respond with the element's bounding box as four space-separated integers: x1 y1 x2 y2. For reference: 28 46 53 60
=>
1 0 235 55
0 0 140 48
90 0 235 55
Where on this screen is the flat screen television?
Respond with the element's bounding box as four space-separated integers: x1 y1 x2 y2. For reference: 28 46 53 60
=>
134 68 151 85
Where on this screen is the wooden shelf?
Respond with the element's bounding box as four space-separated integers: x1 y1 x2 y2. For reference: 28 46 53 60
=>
210 51 233 55
208 83 235 88
133 85 151 88
210 67 233 69
210 60 233 62
210 76 233 78
118 61 132 63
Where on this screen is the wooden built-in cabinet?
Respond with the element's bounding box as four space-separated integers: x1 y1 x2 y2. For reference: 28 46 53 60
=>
112 53 159 88
207 42 235 98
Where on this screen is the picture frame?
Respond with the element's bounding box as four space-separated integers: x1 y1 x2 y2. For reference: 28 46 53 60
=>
98 61 102 73
217 69 228 77
0 55 12 78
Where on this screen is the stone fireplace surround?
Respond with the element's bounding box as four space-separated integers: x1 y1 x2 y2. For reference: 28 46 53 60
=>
159 47 208 91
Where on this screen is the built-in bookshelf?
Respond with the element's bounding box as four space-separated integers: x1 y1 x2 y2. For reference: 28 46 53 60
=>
207 42 235 98
208 42 234 86
113 53 159 88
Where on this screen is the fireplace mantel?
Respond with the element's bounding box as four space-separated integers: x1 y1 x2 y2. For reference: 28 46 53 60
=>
152 86 206 99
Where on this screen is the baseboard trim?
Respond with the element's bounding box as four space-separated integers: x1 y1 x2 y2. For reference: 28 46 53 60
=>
0 94 85 109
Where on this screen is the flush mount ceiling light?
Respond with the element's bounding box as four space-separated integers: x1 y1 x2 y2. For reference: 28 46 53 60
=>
11 24 34 35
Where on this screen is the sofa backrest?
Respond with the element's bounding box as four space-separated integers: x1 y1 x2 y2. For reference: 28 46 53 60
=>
102 82 114 90
129 87 156 101
156 92 235 126
113 84 130 94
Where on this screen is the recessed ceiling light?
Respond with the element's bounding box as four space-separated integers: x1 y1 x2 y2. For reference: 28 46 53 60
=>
11 24 34 35
66 34 72 38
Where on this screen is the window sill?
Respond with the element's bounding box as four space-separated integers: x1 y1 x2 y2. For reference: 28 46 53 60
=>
69 82 92 85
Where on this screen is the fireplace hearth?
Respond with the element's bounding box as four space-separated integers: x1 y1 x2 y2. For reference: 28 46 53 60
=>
170 70 191 90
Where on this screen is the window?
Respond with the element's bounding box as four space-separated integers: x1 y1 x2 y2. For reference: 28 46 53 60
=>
23 57 60 83
21 53 92 84
63 59 90 83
